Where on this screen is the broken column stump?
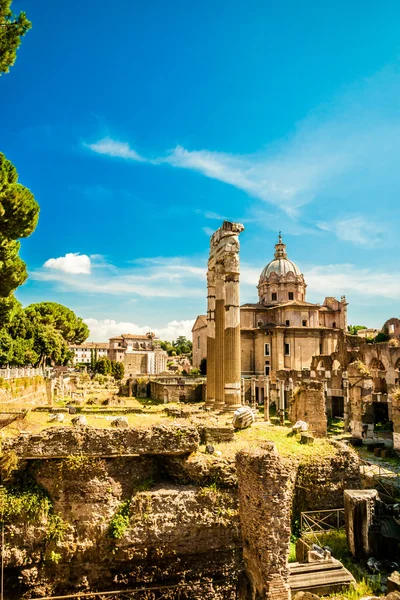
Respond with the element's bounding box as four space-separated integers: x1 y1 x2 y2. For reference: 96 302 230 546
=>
236 442 296 600
344 489 378 558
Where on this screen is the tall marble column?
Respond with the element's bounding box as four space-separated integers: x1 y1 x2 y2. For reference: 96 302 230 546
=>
205 268 216 408
214 263 226 411
223 251 242 411
264 376 270 422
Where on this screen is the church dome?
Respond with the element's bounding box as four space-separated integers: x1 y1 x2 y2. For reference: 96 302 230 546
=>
261 257 301 278
259 234 301 279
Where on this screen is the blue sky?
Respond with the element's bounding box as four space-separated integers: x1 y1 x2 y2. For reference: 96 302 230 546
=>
2 0 400 340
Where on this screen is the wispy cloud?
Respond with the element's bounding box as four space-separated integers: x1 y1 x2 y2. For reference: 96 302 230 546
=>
202 226 214 236
84 137 145 161
33 255 206 298
317 216 384 246
83 67 400 230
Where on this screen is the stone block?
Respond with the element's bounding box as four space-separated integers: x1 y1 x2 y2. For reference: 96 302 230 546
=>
387 572 400 594
300 433 314 444
374 447 382 457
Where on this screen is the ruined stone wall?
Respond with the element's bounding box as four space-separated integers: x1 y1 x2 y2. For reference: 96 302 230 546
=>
124 353 148 376
0 428 361 599
289 379 327 437
236 443 296 600
391 391 400 450
2 425 200 458
4 456 241 599
150 380 203 403
293 441 361 519
0 376 50 406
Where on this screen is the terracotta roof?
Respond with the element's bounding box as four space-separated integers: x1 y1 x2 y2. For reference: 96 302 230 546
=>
69 342 109 349
121 334 156 340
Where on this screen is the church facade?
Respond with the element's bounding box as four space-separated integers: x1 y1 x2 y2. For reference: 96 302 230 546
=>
192 235 348 378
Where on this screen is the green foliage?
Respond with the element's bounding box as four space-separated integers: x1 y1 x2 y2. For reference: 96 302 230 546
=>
0 328 12 364
108 499 131 539
111 361 124 381
200 357 207 375
347 325 367 335
161 336 192 357
48 551 61 564
189 368 201 376
133 478 154 493
374 332 390 343
24 302 89 344
0 153 39 297
0 301 87 366
0 0 31 75
94 356 112 375
0 450 19 481
46 513 68 542
288 541 297 562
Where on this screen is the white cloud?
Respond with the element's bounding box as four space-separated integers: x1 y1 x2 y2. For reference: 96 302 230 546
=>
44 253 91 274
304 264 400 300
84 137 144 161
84 317 195 342
317 216 384 246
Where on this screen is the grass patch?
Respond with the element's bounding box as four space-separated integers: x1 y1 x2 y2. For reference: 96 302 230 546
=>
213 422 337 460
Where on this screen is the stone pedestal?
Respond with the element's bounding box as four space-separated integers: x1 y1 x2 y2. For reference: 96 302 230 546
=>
344 489 378 558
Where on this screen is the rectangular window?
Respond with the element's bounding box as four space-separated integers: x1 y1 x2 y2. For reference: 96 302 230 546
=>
272 292 277 301
264 343 270 356
197 335 200 349
285 319 290 326
265 364 270 376
288 292 294 300
284 343 290 356
302 320 307 327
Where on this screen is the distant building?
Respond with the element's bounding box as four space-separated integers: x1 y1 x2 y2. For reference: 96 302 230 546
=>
356 328 381 339
69 342 108 365
108 333 167 375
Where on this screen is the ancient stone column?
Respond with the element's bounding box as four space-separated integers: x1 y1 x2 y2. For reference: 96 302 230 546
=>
250 377 256 409
279 379 285 425
205 268 216 408
223 237 243 411
264 377 270 422
214 263 226 411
